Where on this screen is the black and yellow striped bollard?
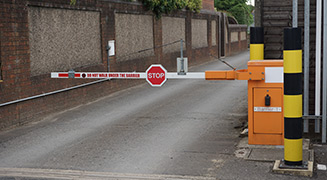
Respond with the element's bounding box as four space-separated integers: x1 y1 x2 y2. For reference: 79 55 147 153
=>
250 27 264 60
283 28 303 166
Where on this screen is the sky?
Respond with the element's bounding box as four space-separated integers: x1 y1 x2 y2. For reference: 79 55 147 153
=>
247 0 255 6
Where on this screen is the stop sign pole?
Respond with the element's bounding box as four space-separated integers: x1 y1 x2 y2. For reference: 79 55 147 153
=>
51 64 206 87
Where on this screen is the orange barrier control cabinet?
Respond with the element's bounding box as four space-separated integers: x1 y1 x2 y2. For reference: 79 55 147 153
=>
247 60 284 145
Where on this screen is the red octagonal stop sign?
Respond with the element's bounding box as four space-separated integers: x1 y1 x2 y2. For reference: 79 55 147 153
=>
146 64 167 87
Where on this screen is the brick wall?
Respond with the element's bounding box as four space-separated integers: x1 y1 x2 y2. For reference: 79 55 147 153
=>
202 0 215 11
0 0 248 130
226 25 248 56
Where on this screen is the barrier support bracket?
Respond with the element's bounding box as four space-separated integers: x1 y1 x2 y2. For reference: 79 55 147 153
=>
205 69 265 81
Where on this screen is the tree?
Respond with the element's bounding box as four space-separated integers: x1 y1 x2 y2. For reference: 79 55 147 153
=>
70 0 202 19
214 0 253 26
70 0 76 5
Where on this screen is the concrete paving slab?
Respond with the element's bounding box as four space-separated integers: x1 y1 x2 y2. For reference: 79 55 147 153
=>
272 160 314 177
237 137 310 150
246 148 312 162
236 137 313 164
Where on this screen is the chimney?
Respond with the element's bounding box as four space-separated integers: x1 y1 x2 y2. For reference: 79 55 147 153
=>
202 0 215 11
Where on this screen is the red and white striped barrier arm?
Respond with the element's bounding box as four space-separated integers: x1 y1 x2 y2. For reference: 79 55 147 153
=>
51 72 146 79
51 72 205 79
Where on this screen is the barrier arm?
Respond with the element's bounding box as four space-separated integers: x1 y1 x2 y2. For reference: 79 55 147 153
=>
205 68 265 81
51 65 266 86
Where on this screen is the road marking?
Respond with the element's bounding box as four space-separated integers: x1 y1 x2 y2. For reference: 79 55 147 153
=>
0 168 216 180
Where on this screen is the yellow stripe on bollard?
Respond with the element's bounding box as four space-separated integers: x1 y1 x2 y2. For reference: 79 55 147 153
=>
284 95 303 118
284 50 302 73
284 138 303 162
250 44 264 60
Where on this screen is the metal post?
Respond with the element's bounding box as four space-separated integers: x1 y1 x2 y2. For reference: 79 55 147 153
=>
179 39 186 75
322 0 327 143
107 45 110 72
292 0 298 28
181 39 184 73
316 0 322 133
181 39 183 59
303 0 310 133
283 28 303 166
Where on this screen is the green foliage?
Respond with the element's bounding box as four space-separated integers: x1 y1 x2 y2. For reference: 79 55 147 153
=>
70 0 76 5
71 0 133 5
185 0 202 12
142 0 202 19
70 0 202 19
214 0 253 25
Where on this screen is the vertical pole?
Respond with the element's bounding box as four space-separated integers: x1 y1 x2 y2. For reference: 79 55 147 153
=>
293 0 298 28
181 39 184 59
303 0 310 133
322 0 327 143
254 0 262 27
218 15 221 58
250 27 264 60
283 28 303 166
221 14 226 57
180 39 185 74
316 0 322 133
107 49 110 72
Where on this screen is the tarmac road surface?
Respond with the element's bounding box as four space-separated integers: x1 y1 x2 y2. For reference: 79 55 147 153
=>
0 51 321 180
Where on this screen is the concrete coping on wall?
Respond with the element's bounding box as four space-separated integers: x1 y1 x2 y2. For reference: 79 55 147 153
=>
229 24 248 32
229 24 248 29
200 9 223 16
